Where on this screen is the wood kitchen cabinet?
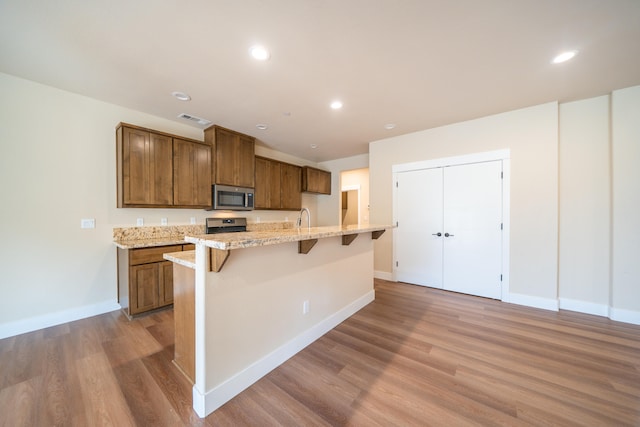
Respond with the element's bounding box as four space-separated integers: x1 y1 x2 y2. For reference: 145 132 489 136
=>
118 244 194 318
204 125 255 188
117 125 173 207
302 166 332 194
116 123 212 208
254 156 301 210
280 162 302 209
173 138 212 208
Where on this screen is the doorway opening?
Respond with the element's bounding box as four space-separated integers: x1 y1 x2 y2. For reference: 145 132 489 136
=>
341 188 359 226
339 168 369 226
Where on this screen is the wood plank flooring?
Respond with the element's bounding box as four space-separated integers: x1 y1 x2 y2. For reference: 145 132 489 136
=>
1 279 639 426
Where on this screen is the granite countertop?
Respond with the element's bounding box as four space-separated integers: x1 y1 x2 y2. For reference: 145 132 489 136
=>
163 250 196 269
113 236 190 249
184 224 393 250
112 221 295 249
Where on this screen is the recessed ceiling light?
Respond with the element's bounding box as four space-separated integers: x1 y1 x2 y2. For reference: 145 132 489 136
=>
310 144 318 149
384 123 396 130
250 45 270 61
256 124 268 130
171 91 191 101
330 100 343 110
552 50 578 64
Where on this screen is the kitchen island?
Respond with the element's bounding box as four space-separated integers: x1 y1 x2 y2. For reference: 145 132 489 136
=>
164 224 392 418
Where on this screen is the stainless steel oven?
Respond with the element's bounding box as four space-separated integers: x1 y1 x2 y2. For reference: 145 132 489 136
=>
205 217 247 234
210 184 254 211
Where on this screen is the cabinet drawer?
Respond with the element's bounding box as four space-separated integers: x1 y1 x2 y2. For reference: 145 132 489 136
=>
130 245 184 265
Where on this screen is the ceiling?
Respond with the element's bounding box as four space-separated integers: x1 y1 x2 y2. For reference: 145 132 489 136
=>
1 1 639 162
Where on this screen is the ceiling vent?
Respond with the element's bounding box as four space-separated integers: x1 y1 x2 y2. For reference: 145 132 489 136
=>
177 113 212 126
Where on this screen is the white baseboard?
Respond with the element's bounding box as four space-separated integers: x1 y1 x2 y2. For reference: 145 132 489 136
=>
505 292 559 312
374 270 394 281
559 298 610 318
0 300 121 340
193 290 375 418
610 307 640 326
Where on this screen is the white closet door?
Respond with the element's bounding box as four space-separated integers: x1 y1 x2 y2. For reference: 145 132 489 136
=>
396 168 443 288
443 161 502 299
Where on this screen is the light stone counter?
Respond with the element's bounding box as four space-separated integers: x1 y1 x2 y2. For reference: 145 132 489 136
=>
113 221 295 249
163 250 196 269
184 224 392 250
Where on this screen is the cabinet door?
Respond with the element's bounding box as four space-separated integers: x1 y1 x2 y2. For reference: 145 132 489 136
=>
173 138 212 207
280 163 301 210
214 128 237 186
212 127 255 187
121 127 173 206
130 263 160 315
236 135 256 188
317 170 331 194
255 157 277 208
158 261 174 307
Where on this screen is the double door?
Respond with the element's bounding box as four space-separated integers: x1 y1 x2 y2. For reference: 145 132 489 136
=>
395 161 503 299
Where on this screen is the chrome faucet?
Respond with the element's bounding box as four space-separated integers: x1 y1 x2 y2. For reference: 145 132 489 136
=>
296 207 311 230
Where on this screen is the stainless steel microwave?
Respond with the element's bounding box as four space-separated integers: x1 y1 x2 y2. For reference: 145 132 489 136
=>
210 184 254 211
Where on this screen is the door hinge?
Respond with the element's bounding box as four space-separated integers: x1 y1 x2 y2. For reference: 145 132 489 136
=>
501 223 503 230
500 274 503 282
396 221 399 227
396 261 399 267
501 171 503 179
396 181 399 188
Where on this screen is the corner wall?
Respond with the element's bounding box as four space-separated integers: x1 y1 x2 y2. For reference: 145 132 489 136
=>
611 85 640 322
558 96 611 316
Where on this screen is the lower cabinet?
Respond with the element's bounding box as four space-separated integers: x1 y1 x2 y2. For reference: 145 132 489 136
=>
118 244 193 318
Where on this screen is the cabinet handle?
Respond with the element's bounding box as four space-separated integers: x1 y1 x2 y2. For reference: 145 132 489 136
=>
444 232 454 237
432 232 442 237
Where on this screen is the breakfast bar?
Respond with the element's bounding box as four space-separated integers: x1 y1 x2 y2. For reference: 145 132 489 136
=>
164 224 392 417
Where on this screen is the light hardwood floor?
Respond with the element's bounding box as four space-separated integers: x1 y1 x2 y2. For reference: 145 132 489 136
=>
1 279 639 426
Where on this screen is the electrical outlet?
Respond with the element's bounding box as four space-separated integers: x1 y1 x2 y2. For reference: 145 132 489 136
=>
256 216 261 223
136 218 144 226
303 300 309 315
190 217 196 224
161 218 168 226
80 218 95 229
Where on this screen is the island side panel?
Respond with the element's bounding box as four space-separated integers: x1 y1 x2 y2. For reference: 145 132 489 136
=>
201 235 374 412
173 263 195 383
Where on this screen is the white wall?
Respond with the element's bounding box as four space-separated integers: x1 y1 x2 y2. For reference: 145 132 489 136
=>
558 96 611 315
0 72 318 338
611 85 640 320
370 103 559 303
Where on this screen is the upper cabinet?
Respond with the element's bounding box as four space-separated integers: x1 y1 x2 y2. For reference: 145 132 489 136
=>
116 123 211 208
173 138 212 207
301 166 331 194
205 125 255 188
255 156 301 210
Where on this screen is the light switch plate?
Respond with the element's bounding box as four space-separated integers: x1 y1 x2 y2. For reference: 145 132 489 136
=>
80 218 95 229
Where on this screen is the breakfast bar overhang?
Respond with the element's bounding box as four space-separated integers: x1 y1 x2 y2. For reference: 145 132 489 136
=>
166 224 393 417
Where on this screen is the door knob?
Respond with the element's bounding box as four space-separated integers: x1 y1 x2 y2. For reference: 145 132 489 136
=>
444 232 454 237
432 232 442 237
